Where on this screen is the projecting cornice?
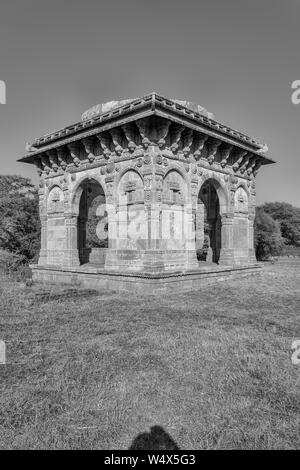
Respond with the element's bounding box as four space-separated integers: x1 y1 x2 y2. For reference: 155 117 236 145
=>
18 92 274 166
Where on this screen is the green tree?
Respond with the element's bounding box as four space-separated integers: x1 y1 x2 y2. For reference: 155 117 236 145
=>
262 202 300 246
254 207 284 260
0 175 40 261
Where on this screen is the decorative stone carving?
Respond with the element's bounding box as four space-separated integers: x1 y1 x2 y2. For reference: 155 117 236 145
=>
232 149 248 172
82 137 96 162
234 186 248 213
19 93 273 282
206 139 222 165
96 134 111 159
67 143 81 167
48 186 64 213
220 144 233 168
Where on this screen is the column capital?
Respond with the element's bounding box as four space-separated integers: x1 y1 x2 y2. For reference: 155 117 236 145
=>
65 212 78 220
221 211 234 221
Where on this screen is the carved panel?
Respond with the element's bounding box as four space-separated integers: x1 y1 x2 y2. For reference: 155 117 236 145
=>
234 186 248 213
48 186 64 214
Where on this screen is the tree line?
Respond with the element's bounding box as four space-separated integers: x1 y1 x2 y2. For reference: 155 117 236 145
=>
0 175 299 267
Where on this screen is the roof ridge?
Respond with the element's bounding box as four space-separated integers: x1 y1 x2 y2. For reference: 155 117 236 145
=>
28 92 264 152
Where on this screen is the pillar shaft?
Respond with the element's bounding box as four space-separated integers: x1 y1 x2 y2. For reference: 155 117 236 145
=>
38 215 48 265
219 212 235 265
64 213 80 266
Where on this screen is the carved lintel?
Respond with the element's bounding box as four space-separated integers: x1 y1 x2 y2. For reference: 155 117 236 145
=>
232 149 248 172
220 144 233 168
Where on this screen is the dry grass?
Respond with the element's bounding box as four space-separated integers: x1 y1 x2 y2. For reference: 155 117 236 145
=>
0 260 300 449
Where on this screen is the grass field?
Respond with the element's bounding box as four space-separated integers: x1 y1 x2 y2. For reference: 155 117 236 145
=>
0 260 300 450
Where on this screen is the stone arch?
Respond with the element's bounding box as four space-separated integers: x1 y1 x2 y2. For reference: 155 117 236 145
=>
115 166 144 188
198 174 229 215
118 169 144 206
163 168 188 204
163 166 190 196
70 177 108 265
47 185 64 214
70 173 107 216
44 181 63 207
196 177 227 263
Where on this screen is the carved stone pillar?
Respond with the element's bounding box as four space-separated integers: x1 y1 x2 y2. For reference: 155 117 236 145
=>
195 202 205 251
64 213 80 266
38 215 48 265
117 199 128 250
219 212 235 265
184 203 199 269
149 203 160 249
248 213 256 263
107 202 117 250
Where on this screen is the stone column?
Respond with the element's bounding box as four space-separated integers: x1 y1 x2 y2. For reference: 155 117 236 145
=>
184 203 199 269
248 213 256 263
117 201 128 250
107 202 118 250
38 215 48 265
195 202 205 251
64 213 80 266
219 212 235 266
149 203 160 249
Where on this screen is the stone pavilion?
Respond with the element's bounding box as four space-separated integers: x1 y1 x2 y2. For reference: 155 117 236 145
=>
19 93 274 291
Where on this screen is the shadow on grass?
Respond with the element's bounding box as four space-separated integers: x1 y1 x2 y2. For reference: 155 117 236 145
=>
129 426 180 450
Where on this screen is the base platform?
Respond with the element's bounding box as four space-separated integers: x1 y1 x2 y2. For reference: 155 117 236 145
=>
31 263 262 293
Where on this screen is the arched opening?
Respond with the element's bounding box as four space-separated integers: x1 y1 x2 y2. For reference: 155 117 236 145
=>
77 179 107 265
197 179 222 264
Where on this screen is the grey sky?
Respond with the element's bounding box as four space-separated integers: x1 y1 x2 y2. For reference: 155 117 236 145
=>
0 0 299 205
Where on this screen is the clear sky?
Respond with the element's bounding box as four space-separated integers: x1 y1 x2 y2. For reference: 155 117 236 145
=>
0 0 299 206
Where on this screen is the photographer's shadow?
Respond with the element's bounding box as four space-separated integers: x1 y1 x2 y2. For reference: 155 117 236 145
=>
129 425 180 450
